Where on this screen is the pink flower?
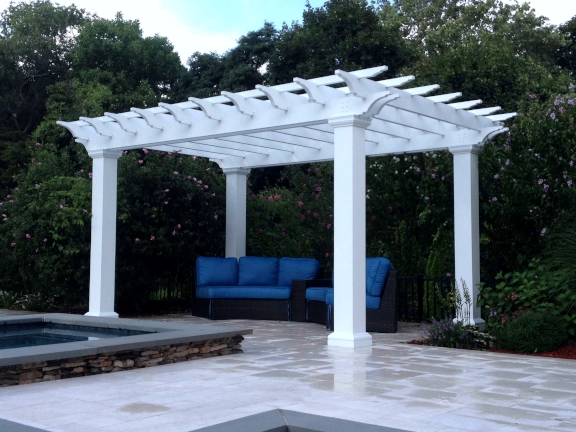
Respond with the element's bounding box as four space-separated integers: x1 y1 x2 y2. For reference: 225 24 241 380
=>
31 158 35 162
172 230 176 235
10 242 15 247
298 201 303 207
88 173 93 178
197 180 202 184
568 180 573 186
173 171 178 175
150 236 155 241
541 228 547 236
143 148 149 154
313 212 318 218
214 215 218 220
258 228 263 233
371 216 376 222
431 174 436 178
43 238 47 242
274 194 280 200
35 248 38 252
177 224 181 229
204 185 209 189
494 174 500 179
446 272 451 277
491 197 498 202
25 234 30 239
6 195 11 199
187 176 192 179
326 224 332 229
135 238 140 242
35 142 41 146
164 189 169 192
59 205 64 209
83 209 87 213
511 293 518 301
300 215 306 220
138 160 144 164
316 187 321 192
325 253 330 258
538 179 544 185
268 196 274 201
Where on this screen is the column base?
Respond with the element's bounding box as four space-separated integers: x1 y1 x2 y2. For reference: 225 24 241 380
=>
85 311 119 318
327 332 372 348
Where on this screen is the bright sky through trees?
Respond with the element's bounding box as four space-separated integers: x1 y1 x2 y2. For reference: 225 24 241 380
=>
1 0 572 65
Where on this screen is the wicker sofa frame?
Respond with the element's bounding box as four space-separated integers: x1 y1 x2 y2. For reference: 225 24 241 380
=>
192 298 291 321
291 270 399 333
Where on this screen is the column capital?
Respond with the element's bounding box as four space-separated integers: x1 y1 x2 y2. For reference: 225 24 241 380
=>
328 115 372 129
222 167 251 176
88 149 123 159
449 144 482 155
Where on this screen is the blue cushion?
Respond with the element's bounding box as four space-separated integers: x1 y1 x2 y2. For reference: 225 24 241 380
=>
238 256 279 286
196 257 238 287
278 258 320 287
196 285 290 300
366 257 392 297
306 287 332 302
325 291 381 309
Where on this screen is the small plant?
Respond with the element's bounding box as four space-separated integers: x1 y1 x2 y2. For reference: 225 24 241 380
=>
0 291 19 309
15 293 55 312
424 318 494 349
497 310 568 353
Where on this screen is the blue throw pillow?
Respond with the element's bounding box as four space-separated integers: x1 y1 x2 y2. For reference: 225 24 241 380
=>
278 258 319 287
366 257 392 297
238 256 279 286
196 257 238 287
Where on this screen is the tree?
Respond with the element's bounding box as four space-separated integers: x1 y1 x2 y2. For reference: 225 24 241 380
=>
0 0 87 133
556 15 576 74
268 0 415 84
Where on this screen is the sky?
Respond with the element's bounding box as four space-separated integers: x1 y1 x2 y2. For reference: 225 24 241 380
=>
0 0 574 65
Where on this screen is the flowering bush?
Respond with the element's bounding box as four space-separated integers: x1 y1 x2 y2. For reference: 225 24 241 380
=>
424 318 494 349
497 310 568 353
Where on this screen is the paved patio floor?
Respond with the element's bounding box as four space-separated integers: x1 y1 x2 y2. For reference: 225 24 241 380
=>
0 312 575 431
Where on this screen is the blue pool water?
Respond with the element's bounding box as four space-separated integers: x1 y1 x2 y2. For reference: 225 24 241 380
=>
0 323 151 350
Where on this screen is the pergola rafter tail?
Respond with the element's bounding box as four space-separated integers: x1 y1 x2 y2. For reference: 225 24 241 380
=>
57 65 516 349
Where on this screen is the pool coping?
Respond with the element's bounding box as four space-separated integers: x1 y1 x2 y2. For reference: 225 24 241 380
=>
0 313 252 367
193 409 409 432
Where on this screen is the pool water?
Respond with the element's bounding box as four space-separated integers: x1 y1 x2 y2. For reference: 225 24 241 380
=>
0 323 151 350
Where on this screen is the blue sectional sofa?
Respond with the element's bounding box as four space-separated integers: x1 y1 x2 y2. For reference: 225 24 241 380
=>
194 256 320 321
299 257 399 333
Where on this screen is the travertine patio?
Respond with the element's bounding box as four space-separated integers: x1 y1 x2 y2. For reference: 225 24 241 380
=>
0 312 575 431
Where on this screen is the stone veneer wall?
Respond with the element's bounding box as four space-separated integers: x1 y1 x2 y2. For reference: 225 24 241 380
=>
0 335 244 387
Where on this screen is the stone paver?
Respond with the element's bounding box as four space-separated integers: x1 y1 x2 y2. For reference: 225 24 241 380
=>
0 312 574 431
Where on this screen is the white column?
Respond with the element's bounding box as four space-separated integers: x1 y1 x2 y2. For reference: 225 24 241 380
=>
223 167 251 258
450 145 485 326
86 149 122 318
327 115 372 348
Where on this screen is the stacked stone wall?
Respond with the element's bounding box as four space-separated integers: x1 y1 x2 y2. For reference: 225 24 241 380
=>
0 335 243 387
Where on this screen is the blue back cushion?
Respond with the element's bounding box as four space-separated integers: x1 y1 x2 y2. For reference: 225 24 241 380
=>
278 258 320 287
196 257 238 287
366 257 392 297
238 256 279 286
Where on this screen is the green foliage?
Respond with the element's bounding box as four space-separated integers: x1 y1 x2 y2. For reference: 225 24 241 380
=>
497 311 568 353
0 291 18 309
0 0 88 133
478 259 576 336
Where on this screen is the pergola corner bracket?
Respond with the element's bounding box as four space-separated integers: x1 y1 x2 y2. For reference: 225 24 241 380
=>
188 97 223 121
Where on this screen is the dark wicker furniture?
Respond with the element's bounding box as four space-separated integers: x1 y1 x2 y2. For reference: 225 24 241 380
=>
293 270 399 333
193 298 292 321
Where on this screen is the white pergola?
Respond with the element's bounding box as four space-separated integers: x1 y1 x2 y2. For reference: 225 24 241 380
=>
58 65 515 348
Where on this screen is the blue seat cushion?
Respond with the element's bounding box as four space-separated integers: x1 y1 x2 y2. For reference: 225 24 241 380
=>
238 256 279 286
366 257 392 297
325 291 381 309
196 286 291 300
196 257 238 287
306 287 333 302
278 258 320 287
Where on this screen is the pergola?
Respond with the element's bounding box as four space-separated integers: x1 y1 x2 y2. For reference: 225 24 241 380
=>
58 65 515 348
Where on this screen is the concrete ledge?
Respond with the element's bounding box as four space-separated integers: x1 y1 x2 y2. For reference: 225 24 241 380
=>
194 409 409 432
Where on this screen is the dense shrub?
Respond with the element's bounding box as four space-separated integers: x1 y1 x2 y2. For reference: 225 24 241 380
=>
497 311 568 353
478 259 576 336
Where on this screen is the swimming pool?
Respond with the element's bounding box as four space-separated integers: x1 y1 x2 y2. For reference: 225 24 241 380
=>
0 322 152 350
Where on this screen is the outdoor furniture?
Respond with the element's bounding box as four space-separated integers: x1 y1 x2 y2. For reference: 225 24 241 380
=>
292 258 399 333
194 256 320 321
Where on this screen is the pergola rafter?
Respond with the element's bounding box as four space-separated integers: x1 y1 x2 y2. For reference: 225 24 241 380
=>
58 65 516 348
